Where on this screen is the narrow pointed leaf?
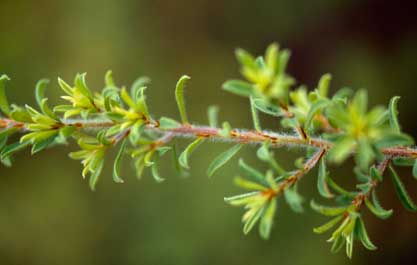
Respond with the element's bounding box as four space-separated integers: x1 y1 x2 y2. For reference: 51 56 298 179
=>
284 188 304 213
113 138 127 183
31 134 56 154
250 96 261 131
252 98 284 117
238 159 268 186
175 75 191 124
393 157 415 167
317 157 334 198
413 160 417 179
355 217 377 250
224 191 259 205
313 215 343 234
222 80 254 97
317 73 331 97
207 105 219 127
151 154 165 183
388 96 401 132
179 137 205 169
375 133 414 148
371 190 393 219
234 177 268 191
89 160 104 191
159 117 181 129
328 137 356 164
310 200 347 216
330 236 345 254
0 75 11 115
259 199 277 239
207 144 243 177
243 207 264 235
365 197 392 219
1 140 31 159
35 79 50 109
370 166 383 182
305 99 330 130
389 166 417 211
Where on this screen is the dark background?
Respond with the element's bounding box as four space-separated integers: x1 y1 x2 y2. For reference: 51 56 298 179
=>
1 0 417 264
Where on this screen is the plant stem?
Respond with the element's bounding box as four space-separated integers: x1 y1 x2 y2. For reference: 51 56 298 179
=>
278 148 327 193
353 157 391 210
1 117 417 159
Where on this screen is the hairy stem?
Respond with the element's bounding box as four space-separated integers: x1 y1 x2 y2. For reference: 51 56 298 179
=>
1 117 417 159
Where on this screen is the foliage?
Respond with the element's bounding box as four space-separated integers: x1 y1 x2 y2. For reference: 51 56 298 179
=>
1 44 417 258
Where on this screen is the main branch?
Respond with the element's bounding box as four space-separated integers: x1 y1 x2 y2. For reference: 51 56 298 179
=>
2 117 416 159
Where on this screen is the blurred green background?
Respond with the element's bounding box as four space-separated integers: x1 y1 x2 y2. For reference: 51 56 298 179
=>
1 0 417 264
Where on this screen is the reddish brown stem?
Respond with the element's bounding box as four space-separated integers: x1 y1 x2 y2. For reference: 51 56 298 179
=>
1 118 417 159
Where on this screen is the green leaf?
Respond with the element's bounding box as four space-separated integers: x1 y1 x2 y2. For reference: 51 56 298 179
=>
207 105 219 127
313 215 343 234
330 236 345 254
352 89 368 115
9 104 32 122
365 197 392 219
413 160 417 179
317 73 331 97
0 74 11 115
256 141 286 174
234 177 268 191
370 190 393 219
113 138 127 184
346 233 354 259
104 70 115 87
89 160 104 191
151 153 165 183
218 121 232 138
74 73 93 98
252 98 284 117
388 96 401 132
57 77 73 95
235 48 257 70
224 191 259 206
131 76 150 99
393 157 415 167
250 96 261 131
31 134 56 154
265 43 278 72
1 140 31 159
179 137 205 169
222 80 254 97
389 166 417 211
305 99 330 130
310 200 347 216
35 79 50 109
256 141 270 161
207 144 243 177
375 132 414 148
238 159 268 186
317 157 334 198
259 199 277 239
369 166 382 182
284 188 304 213
356 138 375 170
159 117 181 129
243 207 264 235
175 75 191 124
40 98 58 119
355 217 377 250
0 134 8 150
172 144 188 178
328 137 356 164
